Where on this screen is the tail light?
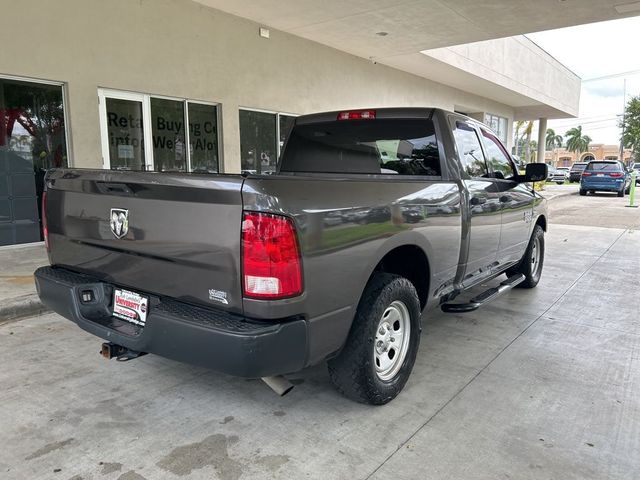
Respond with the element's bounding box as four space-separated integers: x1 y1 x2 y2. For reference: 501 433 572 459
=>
609 172 623 178
42 191 49 252
581 172 592 177
242 211 302 299
337 109 376 120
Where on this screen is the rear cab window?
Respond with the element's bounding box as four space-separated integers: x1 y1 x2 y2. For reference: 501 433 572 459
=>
279 118 442 176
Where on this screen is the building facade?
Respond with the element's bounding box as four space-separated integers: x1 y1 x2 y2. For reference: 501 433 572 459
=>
545 145 634 167
0 0 593 246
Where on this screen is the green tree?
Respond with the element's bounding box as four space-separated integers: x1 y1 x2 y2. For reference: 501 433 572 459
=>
565 126 591 155
621 95 640 162
545 128 563 149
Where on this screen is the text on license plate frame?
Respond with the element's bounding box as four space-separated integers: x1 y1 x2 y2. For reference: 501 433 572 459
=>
113 288 148 326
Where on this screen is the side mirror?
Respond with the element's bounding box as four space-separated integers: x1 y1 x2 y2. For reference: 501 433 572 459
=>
519 163 548 183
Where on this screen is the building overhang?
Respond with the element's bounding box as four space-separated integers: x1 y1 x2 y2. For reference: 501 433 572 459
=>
195 0 640 119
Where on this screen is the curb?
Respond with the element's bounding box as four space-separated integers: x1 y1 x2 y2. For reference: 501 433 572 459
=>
0 294 49 324
539 189 577 202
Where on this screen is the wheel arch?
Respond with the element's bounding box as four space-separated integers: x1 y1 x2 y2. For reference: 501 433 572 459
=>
360 234 433 311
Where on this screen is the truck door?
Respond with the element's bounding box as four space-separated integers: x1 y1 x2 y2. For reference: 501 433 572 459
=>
480 130 534 267
451 121 502 283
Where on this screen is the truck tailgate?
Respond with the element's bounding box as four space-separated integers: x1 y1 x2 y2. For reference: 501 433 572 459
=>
45 169 244 313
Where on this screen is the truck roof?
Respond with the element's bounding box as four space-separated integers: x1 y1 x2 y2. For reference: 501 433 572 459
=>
295 107 438 125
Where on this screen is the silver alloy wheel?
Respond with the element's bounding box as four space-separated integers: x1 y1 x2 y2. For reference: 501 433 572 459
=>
374 300 411 381
531 236 542 281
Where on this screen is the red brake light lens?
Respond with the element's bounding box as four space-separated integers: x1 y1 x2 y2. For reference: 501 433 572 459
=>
242 212 302 299
337 109 376 121
609 172 623 177
581 172 592 176
42 191 49 252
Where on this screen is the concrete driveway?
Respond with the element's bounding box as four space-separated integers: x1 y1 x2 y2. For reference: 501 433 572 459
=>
2 222 639 480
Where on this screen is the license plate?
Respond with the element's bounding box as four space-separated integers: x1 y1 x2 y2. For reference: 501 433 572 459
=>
113 288 148 326
596 173 604 177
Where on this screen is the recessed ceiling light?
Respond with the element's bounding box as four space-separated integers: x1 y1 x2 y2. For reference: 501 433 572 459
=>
615 2 640 14
376 31 389 36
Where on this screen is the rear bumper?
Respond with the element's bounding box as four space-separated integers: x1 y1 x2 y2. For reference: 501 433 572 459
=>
580 180 624 191
34 266 308 377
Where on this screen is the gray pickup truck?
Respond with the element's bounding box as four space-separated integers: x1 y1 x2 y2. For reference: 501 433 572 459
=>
35 108 547 404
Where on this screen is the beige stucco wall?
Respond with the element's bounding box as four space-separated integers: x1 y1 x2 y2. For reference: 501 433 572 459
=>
0 0 516 172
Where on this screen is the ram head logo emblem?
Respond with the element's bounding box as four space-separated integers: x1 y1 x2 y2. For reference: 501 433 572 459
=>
110 208 129 239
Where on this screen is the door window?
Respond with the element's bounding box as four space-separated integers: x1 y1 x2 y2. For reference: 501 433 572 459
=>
481 131 516 180
453 122 488 178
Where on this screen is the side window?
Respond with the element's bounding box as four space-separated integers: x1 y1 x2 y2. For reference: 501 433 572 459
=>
453 122 488 178
481 131 516 180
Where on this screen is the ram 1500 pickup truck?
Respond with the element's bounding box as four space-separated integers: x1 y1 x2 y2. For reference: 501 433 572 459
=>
35 108 548 404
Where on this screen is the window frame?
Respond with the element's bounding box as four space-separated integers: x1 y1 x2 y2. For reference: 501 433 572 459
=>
98 88 221 173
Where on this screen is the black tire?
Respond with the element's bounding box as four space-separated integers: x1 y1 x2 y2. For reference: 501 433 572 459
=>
618 189 625 197
556 181 564 185
506 225 544 289
328 273 421 405
579 189 586 196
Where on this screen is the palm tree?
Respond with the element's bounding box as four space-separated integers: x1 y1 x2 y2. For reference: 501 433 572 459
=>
523 121 534 163
545 128 563 150
565 126 591 155
513 120 525 157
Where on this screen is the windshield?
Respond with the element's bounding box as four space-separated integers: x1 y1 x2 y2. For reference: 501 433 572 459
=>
571 163 587 171
280 119 441 175
585 162 621 172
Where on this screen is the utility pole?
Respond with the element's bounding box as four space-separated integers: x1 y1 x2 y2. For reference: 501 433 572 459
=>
620 78 627 165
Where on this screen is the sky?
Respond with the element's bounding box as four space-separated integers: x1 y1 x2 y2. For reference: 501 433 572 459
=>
526 16 640 146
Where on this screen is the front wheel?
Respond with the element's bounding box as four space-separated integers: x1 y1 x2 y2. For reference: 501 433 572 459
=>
328 273 421 405
506 225 545 289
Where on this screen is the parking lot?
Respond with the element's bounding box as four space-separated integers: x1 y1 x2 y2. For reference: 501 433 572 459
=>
1 190 639 480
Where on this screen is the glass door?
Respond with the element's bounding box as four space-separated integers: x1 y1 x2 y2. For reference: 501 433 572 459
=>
99 90 153 171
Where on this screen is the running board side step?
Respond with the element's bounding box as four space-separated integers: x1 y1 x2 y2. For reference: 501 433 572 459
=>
440 274 525 313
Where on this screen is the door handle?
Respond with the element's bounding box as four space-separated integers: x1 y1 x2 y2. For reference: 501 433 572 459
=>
470 196 487 206
499 195 513 203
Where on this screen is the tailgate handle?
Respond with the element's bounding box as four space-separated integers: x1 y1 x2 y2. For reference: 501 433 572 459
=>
97 182 134 196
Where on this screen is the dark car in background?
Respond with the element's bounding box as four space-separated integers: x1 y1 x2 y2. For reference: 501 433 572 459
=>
580 160 631 197
569 162 588 182
632 163 640 185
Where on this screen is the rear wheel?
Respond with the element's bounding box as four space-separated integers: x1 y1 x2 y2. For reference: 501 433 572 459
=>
506 225 544 289
618 188 625 197
579 189 586 196
328 273 421 405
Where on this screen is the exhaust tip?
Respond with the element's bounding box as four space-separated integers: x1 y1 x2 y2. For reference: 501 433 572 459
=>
261 376 294 396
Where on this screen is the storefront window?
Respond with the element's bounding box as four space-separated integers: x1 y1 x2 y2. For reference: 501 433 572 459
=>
0 77 67 246
240 110 296 174
106 97 146 171
240 110 277 174
279 114 295 155
151 98 186 172
484 113 508 144
188 103 219 173
99 89 219 174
